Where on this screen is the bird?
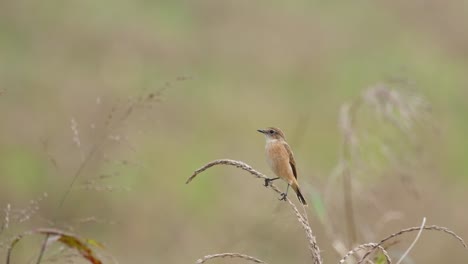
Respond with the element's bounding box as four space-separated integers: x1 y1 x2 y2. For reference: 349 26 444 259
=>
257 127 307 206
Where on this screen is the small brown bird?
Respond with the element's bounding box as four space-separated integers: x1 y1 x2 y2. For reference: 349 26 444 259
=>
258 127 307 206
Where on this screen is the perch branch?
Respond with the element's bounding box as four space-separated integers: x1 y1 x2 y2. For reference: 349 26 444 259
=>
186 159 322 264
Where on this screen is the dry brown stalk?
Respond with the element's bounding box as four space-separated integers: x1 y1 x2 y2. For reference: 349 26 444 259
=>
195 252 267 264
357 225 467 264
332 85 432 248
7 228 103 264
338 101 361 247
395 217 425 264
34 90 162 264
339 242 391 264
0 204 10 236
186 159 322 264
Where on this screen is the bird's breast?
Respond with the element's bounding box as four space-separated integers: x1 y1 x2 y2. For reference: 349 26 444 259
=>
265 141 292 179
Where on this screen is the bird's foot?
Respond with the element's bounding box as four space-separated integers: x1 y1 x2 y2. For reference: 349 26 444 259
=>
279 193 287 201
264 177 279 187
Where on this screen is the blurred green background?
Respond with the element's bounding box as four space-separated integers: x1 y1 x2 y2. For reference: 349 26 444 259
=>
1 0 467 263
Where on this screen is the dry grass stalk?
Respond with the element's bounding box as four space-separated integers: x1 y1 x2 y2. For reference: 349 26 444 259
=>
395 217 425 264
330 85 433 248
7 228 104 264
195 252 267 264
35 90 162 264
339 242 391 264
0 204 11 236
186 159 322 264
338 101 361 247
356 225 467 264
70 117 84 162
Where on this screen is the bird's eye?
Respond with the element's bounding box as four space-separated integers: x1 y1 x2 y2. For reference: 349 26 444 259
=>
269 130 275 134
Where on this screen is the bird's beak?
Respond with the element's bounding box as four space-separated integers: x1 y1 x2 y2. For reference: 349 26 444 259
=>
257 129 266 134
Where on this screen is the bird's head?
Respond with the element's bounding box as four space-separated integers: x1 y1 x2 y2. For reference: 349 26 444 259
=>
257 127 286 141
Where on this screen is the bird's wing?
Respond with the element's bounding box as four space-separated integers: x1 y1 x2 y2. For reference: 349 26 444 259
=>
283 142 297 179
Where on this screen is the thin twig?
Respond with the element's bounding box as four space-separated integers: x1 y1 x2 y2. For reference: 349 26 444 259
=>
357 225 467 264
186 159 322 264
395 217 426 264
195 252 266 264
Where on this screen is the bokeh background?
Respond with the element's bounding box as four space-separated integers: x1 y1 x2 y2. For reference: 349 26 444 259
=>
1 0 467 263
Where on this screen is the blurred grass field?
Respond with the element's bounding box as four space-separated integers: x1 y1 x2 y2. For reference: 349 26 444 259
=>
1 0 468 263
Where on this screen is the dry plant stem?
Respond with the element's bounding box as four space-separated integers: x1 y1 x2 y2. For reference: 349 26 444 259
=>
35 236 49 264
339 243 391 264
187 159 322 264
339 100 361 247
8 228 104 264
395 217 425 264
0 204 10 236
56 143 101 215
34 142 103 264
342 162 356 247
195 253 267 264
357 225 467 264
7 231 31 264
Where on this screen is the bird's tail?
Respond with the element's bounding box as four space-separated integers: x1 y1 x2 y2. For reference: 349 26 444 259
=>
292 183 307 206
